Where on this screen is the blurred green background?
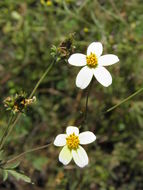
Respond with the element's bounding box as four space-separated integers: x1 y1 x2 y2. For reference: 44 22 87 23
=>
0 0 143 189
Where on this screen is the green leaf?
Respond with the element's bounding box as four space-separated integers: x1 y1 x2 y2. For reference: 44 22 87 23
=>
8 170 32 183
3 170 8 181
32 156 47 171
5 161 20 169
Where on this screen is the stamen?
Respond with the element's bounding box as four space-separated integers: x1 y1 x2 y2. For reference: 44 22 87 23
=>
86 52 98 68
66 133 79 150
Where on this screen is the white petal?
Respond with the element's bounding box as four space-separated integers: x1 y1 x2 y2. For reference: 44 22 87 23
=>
87 42 103 57
98 54 119 66
59 145 72 165
79 132 96 145
54 134 67 147
72 146 88 168
66 126 79 136
93 66 112 87
76 66 93 89
68 53 86 66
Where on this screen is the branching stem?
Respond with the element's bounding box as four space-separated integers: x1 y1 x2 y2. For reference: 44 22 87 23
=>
1 57 57 149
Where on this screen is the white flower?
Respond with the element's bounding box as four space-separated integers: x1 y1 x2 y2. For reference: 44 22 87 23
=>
54 126 96 168
68 42 119 89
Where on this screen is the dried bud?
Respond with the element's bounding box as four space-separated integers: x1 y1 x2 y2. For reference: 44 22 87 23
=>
3 92 36 114
58 33 76 60
25 96 36 106
50 33 76 63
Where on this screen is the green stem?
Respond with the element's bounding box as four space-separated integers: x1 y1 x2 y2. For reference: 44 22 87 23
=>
2 58 56 149
106 87 143 113
29 60 55 98
81 80 93 127
6 143 52 164
0 114 22 150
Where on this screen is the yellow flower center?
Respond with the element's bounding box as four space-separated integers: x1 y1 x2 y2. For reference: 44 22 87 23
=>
86 53 98 68
47 0 52 6
66 133 79 150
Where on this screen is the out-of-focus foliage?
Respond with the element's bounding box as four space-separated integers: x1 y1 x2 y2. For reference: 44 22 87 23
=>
0 0 143 189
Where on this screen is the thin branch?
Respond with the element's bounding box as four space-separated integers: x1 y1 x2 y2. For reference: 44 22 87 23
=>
6 143 52 164
106 87 143 113
82 80 93 126
29 59 56 98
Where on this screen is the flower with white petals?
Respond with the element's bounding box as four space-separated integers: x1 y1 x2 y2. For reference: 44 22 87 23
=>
54 126 96 168
68 42 119 89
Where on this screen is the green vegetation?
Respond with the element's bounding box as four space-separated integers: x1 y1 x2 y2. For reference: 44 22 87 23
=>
0 0 143 189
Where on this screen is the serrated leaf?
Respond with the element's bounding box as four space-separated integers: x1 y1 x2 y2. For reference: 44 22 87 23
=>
8 170 32 183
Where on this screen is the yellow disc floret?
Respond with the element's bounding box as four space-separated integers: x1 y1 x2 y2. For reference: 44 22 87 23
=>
86 52 98 68
66 133 79 150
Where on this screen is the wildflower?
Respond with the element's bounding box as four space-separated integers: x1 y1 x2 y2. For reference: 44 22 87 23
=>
68 42 119 89
54 126 96 168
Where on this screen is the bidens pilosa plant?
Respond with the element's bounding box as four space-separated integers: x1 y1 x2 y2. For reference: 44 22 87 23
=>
5 37 141 184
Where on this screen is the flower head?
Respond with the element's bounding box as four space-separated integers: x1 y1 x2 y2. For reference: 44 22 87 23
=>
68 42 119 89
54 126 96 168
